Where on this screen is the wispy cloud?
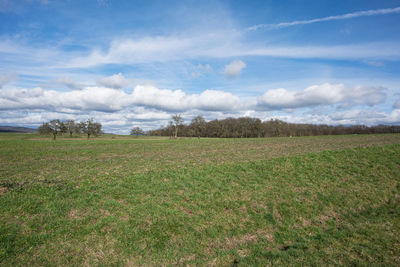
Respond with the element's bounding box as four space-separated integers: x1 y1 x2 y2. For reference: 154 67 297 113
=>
64 37 400 68
248 6 400 30
0 73 17 88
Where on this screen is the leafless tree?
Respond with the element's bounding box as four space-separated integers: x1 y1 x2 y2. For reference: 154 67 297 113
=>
147 116 400 138
171 114 183 139
49 119 61 140
65 120 75 137
82 118 102 139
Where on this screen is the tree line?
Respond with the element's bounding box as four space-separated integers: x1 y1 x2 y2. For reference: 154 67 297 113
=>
146 115 400 138
38 119 102 139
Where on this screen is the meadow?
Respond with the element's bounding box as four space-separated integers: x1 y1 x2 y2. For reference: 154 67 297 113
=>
1 133 400 266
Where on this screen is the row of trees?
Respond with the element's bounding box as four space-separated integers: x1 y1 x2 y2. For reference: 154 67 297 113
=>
147 115 400 138
38 119 102 139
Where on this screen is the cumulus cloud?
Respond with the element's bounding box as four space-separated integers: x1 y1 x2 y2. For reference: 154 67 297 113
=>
224 60 246 78
0 85 243 113
1 82 397 133
0 86 131 112
96 73 131 89
257 83 386 109
131 86 242 111
0 83 389 115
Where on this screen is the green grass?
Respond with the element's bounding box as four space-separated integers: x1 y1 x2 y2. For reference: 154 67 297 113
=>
1 133 400 266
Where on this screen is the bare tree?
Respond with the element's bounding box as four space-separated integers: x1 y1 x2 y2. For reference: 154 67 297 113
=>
76 121 86 134
59 121 67 136
171 114 183 139
49 119 61 140
65 120 75 137
82 118 102 139
38 122 52 135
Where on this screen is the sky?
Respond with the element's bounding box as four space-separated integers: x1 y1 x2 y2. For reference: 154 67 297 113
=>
0 0 400 134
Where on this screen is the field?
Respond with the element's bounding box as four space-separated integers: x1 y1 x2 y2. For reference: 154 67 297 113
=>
1 133 400 266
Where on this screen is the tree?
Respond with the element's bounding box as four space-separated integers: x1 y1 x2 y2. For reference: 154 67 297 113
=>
82 118 102 139
148 115 400 138
76 121 86 134
65 120 76 137
38 122 52 135
130 127 144 136
49 119 61 140
59 121 67 136
171 114 183 139
190 116 206 137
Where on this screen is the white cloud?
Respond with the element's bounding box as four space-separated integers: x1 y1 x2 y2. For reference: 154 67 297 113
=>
0 83 389 115
224 60 246 78
0 82 397 133
0 86 129 112
329 109 400 125
248 6 400 30
257 83 386 109
394 98 400 109
191 64 212 78
1 34 400 82
130 85 187 111
96 73 131 89
243 43 400 61
364 61 384 67
130 85 242 111
66 33 241 67
57 76 83 90
193 90 242 111
0 73 17 88
66 37 400 68
0 84 243 113
330 109 386 122
267 108 400 126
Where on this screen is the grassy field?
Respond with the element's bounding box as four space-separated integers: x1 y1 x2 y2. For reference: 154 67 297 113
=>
1 133 400 266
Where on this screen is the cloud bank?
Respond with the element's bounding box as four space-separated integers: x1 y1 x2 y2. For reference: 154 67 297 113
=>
257 83 386 109
0 85 242 113
0 81 398 133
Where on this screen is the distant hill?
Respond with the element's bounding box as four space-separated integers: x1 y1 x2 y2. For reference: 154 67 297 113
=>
0 126 37 133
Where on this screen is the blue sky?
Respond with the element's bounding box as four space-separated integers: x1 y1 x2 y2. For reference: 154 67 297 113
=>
0 0 400 133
